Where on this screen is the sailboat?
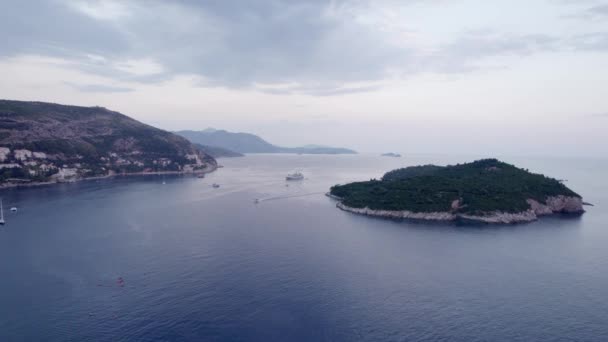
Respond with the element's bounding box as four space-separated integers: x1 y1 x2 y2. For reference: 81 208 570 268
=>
0 199 5 225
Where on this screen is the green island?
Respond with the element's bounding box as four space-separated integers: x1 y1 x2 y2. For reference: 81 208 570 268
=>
329 159 585 224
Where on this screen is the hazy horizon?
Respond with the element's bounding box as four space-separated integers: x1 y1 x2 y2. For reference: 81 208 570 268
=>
1 0 607 157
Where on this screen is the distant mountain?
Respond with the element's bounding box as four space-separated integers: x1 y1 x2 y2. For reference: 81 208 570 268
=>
176 129 357 155
0 100 216 186
177 129 280 153
194 144 244 158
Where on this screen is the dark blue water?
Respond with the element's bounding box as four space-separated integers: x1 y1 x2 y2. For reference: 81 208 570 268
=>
1 154 607 341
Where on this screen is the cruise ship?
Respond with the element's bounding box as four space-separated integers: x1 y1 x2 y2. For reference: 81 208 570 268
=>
286 171 304 181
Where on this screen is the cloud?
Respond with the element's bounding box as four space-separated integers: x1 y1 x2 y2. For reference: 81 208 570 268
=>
424 32 559 74
257 83 382 96
64 82 134 93
112 59 164 76
66 0 131 21
569 32 608 51
559 1 608 20
588 4 608 17
1 0 607 96
0 1 407 92
0 0 128 58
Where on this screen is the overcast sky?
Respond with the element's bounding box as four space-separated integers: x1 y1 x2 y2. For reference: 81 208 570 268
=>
1 0 607 156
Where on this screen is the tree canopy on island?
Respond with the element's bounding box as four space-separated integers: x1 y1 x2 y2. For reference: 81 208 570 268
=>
330 159 579 214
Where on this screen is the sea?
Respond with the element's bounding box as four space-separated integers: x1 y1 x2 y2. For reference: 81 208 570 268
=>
1 154 607 342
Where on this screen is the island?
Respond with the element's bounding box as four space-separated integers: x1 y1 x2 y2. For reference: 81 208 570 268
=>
328 159 585 224
0 100 217 187
381 153 401 157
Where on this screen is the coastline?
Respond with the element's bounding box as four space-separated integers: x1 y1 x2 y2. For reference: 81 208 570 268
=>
0 164 218 190
327 193 585 224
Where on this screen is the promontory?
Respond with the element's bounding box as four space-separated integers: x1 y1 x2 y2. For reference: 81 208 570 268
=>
329 159 585 224
0 100 217 187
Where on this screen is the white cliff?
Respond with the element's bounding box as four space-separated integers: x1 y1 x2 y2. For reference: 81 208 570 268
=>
333 195 584 224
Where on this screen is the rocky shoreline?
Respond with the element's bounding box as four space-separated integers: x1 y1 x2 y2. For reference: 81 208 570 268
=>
0 164 218 190
328 194 585 224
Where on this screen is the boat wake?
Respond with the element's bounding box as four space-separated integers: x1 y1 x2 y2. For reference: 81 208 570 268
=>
255 191 325 203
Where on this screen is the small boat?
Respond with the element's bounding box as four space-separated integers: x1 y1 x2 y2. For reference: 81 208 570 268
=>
381 152 402 158
0 199 5 225
10 207 17 212
286 171 304 181
197 174 205 178
254 198 260 204
212 183 220 188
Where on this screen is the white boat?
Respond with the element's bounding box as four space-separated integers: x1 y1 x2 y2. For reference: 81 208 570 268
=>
10 207 17 212
381 152 402 158
0 199 5 225
286 171 304 181
212 183 220 188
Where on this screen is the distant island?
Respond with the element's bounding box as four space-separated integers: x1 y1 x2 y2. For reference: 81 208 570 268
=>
381 153 401 157
329 159 585 224
176 129 357 155
0 100 217 187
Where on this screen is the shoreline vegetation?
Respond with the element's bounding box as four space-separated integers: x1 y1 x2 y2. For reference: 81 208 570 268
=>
329 159 585 224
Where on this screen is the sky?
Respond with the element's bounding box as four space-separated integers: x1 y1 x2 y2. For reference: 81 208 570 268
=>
1 0 607 157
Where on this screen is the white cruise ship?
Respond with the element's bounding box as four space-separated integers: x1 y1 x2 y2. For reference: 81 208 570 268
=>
286 171 304 181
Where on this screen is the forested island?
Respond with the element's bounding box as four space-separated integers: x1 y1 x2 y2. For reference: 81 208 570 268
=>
329 159 585 224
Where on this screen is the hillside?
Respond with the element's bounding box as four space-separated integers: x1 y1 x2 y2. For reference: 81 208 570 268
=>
0 100 216 185
178 130 280 153
330 159 585 223
176 129 357 154
194 144 244 158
